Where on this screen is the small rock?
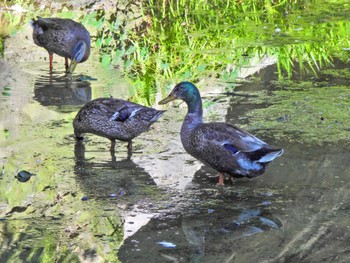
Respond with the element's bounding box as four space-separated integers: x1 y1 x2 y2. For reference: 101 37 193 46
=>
15 170 34 182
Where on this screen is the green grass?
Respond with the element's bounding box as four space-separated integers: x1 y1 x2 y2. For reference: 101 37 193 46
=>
84 0 350 104
2 0 349 104
1 0 349 107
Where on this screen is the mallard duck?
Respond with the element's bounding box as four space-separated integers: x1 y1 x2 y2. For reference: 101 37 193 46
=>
159 81 283 185
31 17 90 74
73 98 165 156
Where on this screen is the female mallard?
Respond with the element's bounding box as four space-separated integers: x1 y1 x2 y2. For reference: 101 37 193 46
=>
31 17 90 74
73 98 165 156
159 82 283 185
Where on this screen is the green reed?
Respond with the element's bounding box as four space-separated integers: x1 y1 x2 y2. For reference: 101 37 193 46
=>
87 0 350 104
2 0 349 105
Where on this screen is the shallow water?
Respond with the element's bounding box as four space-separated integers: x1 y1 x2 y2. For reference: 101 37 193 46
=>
1 2 350 263
1 55 350 262
118 64 350 263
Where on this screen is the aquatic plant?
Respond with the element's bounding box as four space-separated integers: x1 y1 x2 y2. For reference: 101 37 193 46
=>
242 77 350 145
1 0 349 105
85 0 349 104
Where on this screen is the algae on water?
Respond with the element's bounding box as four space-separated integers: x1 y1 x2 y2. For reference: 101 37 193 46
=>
245 80 350 145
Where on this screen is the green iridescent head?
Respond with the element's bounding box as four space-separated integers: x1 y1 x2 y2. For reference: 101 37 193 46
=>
159 81 201 105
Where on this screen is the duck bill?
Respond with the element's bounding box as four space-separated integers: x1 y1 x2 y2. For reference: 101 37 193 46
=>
159 93 176 105
68 59 78 74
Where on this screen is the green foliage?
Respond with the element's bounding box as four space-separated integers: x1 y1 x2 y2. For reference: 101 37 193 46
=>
85 0 350 104
1 0 349 105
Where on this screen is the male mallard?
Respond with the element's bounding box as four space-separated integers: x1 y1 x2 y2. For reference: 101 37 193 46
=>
73 98 165 156
31 17 90 74
159 82 283 185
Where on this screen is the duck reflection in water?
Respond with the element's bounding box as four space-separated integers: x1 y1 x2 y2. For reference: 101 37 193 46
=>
74 139 157 198
118 205 282 262
34 73 91 108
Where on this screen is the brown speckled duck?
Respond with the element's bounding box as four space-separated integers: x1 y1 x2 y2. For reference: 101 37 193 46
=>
31 17 90 74
159 81 283 185
73 98 165 156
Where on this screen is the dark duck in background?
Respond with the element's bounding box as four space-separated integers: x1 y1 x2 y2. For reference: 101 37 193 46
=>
73 98 165 157
31 17 90 74
159 81 283 186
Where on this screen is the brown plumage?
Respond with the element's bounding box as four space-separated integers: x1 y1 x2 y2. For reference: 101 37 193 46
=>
73 98 165 156
159 81 283 185
31 17 90 74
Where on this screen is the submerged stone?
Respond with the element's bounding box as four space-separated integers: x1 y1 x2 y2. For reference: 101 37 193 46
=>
15 170 34 182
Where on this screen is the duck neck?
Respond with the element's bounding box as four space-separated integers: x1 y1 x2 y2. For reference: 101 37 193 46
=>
182 97 203 131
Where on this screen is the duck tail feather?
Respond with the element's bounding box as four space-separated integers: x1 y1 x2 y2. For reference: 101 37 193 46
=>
150 110 166 122
258 149 283 163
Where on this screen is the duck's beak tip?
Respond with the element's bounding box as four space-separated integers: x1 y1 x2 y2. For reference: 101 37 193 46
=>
158 94 176 105
68 59 78 74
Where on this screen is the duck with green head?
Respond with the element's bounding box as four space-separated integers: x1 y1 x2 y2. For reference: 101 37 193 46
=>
31 17 90 74
159 81 283 185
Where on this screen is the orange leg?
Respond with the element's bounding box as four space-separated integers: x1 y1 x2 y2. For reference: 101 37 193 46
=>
218 172 224 186
49 53 53 71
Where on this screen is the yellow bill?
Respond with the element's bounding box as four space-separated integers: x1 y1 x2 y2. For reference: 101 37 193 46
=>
159 93 177 105
68 59 78 74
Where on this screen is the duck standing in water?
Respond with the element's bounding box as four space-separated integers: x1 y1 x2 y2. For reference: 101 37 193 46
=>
31 17 90 74
159 81 283 185
73 98 165 157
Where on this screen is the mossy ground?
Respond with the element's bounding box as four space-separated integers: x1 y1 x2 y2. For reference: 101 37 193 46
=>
224 64 350 146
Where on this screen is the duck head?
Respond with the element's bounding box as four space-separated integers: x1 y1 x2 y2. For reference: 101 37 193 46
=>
159 81 201 105
68 40 90 74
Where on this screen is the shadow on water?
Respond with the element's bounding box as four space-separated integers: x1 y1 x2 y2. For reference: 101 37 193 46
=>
118 163 284 263
33 72 92 109
73 140 157 200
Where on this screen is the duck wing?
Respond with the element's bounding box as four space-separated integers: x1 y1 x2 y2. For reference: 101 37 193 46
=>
192 122 283 164
193 122 268 153
92 98 161 123
86 98 133 121
31 17 77 53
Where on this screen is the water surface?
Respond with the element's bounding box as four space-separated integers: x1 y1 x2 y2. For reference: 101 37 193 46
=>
0 1 350 262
